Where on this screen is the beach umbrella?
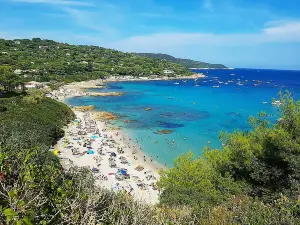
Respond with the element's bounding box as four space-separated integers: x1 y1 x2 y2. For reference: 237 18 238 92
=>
91 135 99 139
53 149 60 156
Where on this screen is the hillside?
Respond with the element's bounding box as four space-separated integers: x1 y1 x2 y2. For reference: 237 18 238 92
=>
1 91 299 224
0 38 192 83
137 53 227 69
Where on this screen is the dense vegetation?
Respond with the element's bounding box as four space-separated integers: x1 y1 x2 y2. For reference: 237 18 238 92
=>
137 53 227 69
0 90 299 224
0 38 192 86
158 92 300 224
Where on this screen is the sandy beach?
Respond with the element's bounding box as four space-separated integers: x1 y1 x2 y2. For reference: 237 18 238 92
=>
50 74 207 204
51 79 166 204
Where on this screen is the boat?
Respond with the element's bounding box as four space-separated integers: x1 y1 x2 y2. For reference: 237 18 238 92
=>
231 73 235 76
183 80 187 82
195 84 200 87
272 100 281 106
174 82 180 85
213 85 220 88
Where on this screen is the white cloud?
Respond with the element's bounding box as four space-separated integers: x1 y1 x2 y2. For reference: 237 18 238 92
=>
263 21 300 40
107 20 300 53
62 7 117 34
11 0 94 7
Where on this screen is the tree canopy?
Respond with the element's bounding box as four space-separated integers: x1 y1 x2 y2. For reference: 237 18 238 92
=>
0 38 192 87
137 53 227 69
0 91 299 224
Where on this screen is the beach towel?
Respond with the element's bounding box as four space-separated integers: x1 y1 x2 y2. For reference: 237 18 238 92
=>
87 149 94 154
120 169 127 175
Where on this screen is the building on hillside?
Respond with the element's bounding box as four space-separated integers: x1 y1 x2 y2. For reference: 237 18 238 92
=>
149 75 158 79
39 46 48 49
14 69 22 74
24 81 43 89
163 69 174 74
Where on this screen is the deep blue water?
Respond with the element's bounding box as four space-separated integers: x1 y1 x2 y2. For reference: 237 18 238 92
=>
66 68 300 166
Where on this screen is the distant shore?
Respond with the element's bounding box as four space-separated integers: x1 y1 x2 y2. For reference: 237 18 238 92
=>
189 67 234 70
50 74 207 101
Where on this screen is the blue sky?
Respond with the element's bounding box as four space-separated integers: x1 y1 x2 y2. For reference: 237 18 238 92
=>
1 0 300 69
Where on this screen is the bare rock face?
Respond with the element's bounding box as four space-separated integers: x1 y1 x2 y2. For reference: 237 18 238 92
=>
73 105 95 111
93 111 118 121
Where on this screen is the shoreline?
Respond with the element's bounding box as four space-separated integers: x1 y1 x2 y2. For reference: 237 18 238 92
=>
50 78 170 204
56 110 162 204
51 74 207 101
102 74 207 83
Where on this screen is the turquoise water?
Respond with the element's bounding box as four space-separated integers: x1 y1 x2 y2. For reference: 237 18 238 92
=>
66 69 300 166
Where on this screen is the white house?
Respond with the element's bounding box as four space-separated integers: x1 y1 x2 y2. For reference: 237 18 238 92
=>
163 69 174 74
25 81 43 89
14 69 22 74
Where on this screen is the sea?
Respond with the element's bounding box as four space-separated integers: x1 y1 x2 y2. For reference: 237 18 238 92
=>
66 68 300 166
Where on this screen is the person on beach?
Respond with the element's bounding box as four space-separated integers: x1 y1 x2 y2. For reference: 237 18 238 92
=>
144 156 146 162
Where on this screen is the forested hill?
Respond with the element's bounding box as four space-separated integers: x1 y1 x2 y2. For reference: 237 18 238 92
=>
137 53 227 69
0 38 192 83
